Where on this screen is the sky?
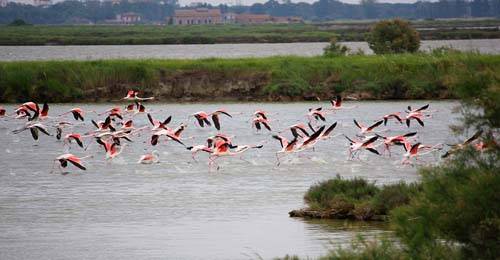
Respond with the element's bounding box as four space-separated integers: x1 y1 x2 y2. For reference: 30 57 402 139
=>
178 0 422 5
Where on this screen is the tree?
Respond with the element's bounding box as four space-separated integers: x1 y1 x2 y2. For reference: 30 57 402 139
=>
366 19 420 54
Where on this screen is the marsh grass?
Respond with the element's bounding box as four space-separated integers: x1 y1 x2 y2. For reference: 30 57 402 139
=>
0 53 499 102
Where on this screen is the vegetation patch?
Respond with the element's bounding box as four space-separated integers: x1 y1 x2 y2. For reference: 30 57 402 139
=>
1 53 499 103
289 175 420 221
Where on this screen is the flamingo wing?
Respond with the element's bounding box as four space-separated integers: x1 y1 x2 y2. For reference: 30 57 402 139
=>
212 114 221 130
67 157 86 170
323 122 338 137
353 119 362 129
367 120 383 131
464 130 483 145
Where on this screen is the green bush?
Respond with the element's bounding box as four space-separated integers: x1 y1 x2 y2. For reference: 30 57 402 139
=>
323 37 350 57
367 19 420 54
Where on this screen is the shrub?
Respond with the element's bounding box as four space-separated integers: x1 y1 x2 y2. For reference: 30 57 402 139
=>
366 19 420 54
323 37 350 57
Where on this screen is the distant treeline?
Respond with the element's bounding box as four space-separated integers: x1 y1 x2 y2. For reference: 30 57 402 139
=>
0 0 499 24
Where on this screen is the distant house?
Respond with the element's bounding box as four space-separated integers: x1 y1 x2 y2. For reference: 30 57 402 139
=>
117 12 142 24
173 8 222 25
235 14 272 24
33 0 51 6
222 12 237 24
272 16 304 24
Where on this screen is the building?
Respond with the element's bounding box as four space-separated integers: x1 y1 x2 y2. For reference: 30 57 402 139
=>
117 12 142 24
235 14 271 24
271 16 304 24
173 8 222 25
33 0 51 6
222 12 237 24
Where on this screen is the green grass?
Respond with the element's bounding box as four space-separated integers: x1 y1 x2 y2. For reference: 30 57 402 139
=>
0 53 499 102
0 20 499 45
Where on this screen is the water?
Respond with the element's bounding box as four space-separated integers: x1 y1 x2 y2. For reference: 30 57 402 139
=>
0 39 499 61
0 101 459 259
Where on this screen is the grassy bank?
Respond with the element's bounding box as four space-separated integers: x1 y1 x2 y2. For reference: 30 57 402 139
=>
1 53 499 103
0 21 499 45
289 176 420 220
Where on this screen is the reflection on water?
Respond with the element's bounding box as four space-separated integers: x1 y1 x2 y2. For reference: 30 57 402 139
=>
0 101 458 259
0 39 499 61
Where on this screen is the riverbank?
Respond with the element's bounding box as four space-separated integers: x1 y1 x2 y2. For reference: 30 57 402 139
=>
1 20 499 45
1 53 499 103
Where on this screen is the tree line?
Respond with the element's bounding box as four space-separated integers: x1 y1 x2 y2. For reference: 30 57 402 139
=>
0 0 499 24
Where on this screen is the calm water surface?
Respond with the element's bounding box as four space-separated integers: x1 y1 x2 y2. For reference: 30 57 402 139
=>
0 39 499 61
0 101 459 259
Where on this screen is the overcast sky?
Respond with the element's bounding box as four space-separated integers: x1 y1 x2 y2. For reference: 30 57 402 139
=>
178 0 422 5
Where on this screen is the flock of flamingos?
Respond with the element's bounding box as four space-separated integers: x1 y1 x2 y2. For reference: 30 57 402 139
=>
0 90 487 173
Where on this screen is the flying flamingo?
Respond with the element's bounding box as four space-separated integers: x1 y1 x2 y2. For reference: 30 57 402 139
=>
208 140 262 171
273 134 299 166
285 123 310 139
405 104 430 127
210 109 232 131
344 135 380 159
192 111 211 128
186 145 213 161
138 151 160 164
353 119 384 135
382 112 403 126
123 90 154 101
377 132 417 156
309 122 338 140
59 108 87 121
400 141 443 164
53 153 89 172
63 133 85 148
442 130 483 158
147 113 172 131
12 122 52 140
96 138 127 160
296 125 326 152
150 129 185 146
307 108 326 122
0 106 6 117
253 116 272 131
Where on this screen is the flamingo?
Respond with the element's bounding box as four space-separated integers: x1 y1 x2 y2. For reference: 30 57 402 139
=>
344 135 380 159
286 123 310 139
382 112 403 126
377 132 417 156
96 138 127 160
253 116 272 131
442 130 483 158
138 151 160 164
192 111 211 128
353 119 384 135
12 122 52 140
254 110 268 120
63 133 85 148
208 140 262 170
307 108 326 122
150 129 185 147
296 125 325 151
330 95 342 109
0 106 6 117
147 113 172 131
273 134 299 165
400 141 443 164
123 90 154 101
53 153 88 172
405 104 430 127
186 145 213 161
59 108 86 121
309 122 338 140
210 109 232 130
